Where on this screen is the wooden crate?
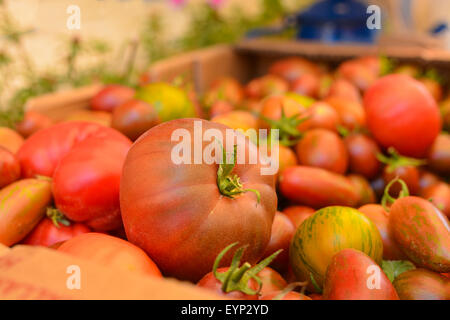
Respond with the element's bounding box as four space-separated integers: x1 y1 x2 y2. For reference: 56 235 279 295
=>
27 39 450 121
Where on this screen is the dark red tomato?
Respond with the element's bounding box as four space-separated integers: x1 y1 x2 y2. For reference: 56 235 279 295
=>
258 267 288 296
261 212 295 273
58 233 162 277
279 166 359 208
17 122 132 231
22 218 91 247
364 74 442 157
260 291 311 300
326 78 361 103
427 133 450 176
419 170 441 192
344 133 381 179
337 60 377 92
209 100 234 118
382 165 420 196
325 96 366 130
269 57 321 83
120 119 277 281
282 205 315 229
197 267 259 300
259 95 306 129
295 129 348 174
348 174 376 206
111 99 160 141
358 204 406 260
0 146 21 188
245 75 289 100
297 102 340 132
91 85 135 112
420 183 450 218
290 73 320 98
15 111 53 138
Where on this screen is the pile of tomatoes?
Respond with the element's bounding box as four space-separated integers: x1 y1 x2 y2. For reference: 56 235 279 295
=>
0 54 449 300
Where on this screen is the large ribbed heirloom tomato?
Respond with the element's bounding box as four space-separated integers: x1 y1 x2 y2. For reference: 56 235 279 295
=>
120 118 277 281
17 122 132 231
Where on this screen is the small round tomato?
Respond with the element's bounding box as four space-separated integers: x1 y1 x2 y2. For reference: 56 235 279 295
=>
261 212 295 273
22 212 91 247
209 100 234 118
15 111 53 138
0 127 24 154
282 206 315 229
420 182 450 218
111 99 160 141
211 110 258 132
427 133 450 176
0 146 21 188
269 57 321 83
344 133 381 179
245 75 289 100
364 74 441 157
419 170 441 192
197 267 259 300
378 148 425 196
204 77 244 107
325 96 366 130
197 243 281 300
259 95 306 129
258 267 287 296
326 78 361 103
295 129 348 174
297 102 340 132
91 85 135 112
348 174 376 206
58 233 162 277
290 73 320 98
337 60 377 91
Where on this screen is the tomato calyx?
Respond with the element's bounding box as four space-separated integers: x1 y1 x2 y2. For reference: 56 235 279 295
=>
381 177 410 211
376 147 426 173
272 281 308 300
259 107 308 147
213 242 282 296
46 207 71 228
217 144 261 203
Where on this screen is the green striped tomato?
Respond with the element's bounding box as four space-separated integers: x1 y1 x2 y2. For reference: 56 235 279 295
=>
289 206 383 289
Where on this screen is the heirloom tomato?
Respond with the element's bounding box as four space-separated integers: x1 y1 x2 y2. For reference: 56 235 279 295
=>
323 249 399 300
0 147 21 188
0 178 52 246
120 119 277 281
290 206 383 288
17 122 132 231
389 196 450 273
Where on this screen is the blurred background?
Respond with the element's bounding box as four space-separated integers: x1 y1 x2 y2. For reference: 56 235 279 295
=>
0 0 449 121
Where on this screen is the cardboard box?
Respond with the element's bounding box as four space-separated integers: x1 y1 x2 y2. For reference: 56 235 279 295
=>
27 39 450 121
0 245 221 300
